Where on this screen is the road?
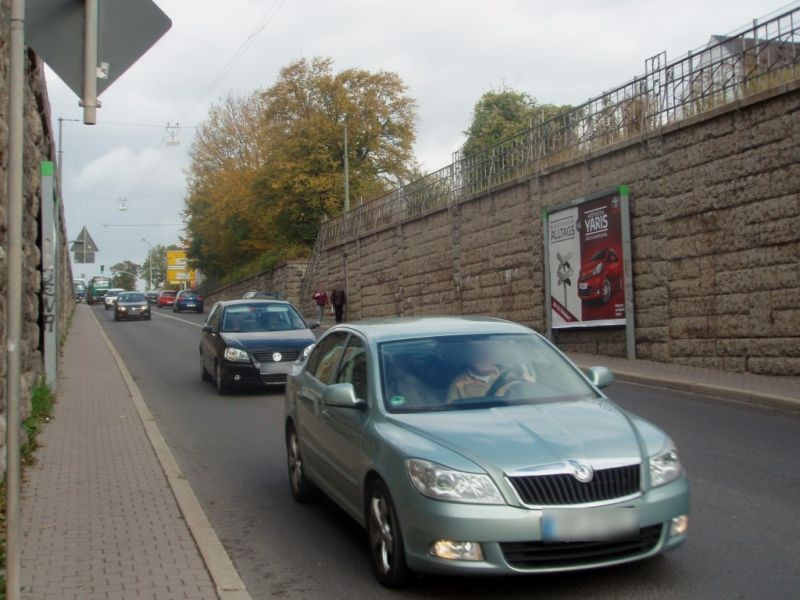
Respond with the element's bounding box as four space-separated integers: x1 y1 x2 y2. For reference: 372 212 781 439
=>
92 304 800 599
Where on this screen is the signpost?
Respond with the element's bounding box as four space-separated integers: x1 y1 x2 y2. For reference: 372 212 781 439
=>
166 249 196 288
5 3 171 598
26 0 172 124
70 225 98 263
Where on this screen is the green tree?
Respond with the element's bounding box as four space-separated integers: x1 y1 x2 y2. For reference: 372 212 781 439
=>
183 57 417 277
462 88 572 157
110 261 140 290
141 244 180 289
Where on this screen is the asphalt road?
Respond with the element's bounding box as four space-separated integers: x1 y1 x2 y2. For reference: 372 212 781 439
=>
93 304 800 599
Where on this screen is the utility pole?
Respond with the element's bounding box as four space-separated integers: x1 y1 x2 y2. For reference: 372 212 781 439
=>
142 237 153 290
343 124 350 213
6 2 25 597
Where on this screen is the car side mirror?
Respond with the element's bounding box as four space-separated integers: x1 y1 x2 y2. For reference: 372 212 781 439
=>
202 325 214 334
322 383 366 409
308 320 320 330
587 366 614 389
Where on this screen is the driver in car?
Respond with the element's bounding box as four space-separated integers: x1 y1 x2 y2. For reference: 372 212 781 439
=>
446 341 534 402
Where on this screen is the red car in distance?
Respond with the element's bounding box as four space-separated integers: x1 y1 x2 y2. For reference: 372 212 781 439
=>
157 289 177 308
578 247 622 304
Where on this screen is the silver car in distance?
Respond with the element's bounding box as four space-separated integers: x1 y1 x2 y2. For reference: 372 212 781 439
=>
284 317 689 587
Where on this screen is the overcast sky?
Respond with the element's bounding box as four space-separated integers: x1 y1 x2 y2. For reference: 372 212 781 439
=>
46 0 792 285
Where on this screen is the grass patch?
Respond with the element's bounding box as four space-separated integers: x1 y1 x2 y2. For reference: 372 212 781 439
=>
0 378 57 597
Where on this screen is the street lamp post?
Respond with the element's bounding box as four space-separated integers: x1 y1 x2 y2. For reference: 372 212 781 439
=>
142 237 153 290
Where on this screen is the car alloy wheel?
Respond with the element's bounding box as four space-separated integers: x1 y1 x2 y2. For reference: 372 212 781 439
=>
366 480 410 587
286 424 314 502
601 279 612 304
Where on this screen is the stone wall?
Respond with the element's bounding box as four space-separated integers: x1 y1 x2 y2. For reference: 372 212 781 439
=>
301 82 800 376
200 261 308 307
1 0 75 474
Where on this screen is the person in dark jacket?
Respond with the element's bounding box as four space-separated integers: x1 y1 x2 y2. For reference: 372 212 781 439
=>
331 283 346 324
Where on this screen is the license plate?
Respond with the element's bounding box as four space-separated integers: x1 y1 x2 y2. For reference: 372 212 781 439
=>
186 303 195 307
579 283 588 290
541 507 638 542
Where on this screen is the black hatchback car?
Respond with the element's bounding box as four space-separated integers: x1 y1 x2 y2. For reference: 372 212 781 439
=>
200 300 318 394
114 292 151 321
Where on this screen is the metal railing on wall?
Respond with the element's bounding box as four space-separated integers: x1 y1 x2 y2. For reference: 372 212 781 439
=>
317 6 800 250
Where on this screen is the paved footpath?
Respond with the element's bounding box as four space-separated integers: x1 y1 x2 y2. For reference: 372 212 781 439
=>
20 305 249 600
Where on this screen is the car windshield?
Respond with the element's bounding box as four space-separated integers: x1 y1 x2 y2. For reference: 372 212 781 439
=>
590 248 607 261
379 333 599 413
180 292 198 299
162 291 176 297
119 293 145 302
221 303 306 333
106 290 121 297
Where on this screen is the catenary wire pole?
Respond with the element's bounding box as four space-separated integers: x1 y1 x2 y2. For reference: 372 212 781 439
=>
6 1 25 597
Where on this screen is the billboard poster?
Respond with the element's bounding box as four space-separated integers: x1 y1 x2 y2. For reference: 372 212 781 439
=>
547 189 627 329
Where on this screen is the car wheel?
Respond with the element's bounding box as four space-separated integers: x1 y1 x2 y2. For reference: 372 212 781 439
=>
114 313 120 321
201 356 212 382
215 362 230 395
145 313 151 321
286 423 315 502
366 479 411 588
601 279 612 304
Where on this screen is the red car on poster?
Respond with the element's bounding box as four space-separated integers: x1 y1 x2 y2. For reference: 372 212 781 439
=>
578 247 622 304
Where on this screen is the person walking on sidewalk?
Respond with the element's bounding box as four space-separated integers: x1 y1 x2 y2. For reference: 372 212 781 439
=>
312 287 329 324
331 283 346 324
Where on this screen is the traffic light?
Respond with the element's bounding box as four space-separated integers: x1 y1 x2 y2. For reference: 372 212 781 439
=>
100 265 105 273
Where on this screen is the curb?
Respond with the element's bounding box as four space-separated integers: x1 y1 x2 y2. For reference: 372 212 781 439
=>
91 310 253 600
573 359 800 413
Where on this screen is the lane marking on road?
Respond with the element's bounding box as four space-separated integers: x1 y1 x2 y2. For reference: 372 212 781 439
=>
90 309 253 600
152 310 203 328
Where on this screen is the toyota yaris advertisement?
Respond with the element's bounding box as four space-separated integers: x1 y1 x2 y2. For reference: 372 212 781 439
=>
547 189 627 328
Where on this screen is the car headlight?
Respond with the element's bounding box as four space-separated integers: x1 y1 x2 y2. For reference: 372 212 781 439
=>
649 445 682 487
406 459 504 505
119 306 127 311
223 347 250 362
301 344 314 360
592 262 604 276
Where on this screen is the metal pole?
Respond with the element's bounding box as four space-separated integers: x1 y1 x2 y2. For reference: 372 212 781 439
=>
81 0 99 124
6 2 26 597
57 117 80 192
343 124 350 213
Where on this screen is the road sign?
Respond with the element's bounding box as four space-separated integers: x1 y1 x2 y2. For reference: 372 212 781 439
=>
26 0 172 98
70 226 98 263
166 250 196 286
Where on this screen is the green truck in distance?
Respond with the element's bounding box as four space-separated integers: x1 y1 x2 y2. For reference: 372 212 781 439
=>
86 276 112 305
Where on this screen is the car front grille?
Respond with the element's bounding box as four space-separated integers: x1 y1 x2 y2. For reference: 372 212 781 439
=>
252 349 300 362
500 524 663 569
508 464 640 506
260 374 287 384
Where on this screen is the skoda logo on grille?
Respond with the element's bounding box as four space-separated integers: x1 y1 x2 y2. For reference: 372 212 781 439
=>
568 460 594 483
272 352 282 362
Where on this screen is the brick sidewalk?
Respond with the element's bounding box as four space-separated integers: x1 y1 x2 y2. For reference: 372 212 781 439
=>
20 305 218 600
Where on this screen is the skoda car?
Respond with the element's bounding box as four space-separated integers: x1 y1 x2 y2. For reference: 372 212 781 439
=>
114 292 151 321
284 317 689 587
200 299 318 394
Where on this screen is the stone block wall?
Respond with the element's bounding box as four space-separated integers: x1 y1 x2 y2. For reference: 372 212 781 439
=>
301 82 800 376
201 261 308 307
1 1 75 475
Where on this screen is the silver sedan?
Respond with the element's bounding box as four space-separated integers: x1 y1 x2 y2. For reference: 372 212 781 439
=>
284 316 689 587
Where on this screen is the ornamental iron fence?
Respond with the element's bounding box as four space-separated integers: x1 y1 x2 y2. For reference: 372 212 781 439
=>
316 6 800 251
